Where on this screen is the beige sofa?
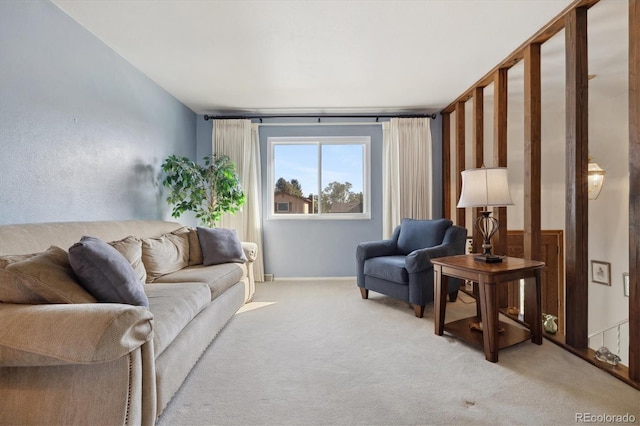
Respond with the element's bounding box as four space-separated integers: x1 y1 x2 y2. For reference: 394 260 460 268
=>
0 220 257 426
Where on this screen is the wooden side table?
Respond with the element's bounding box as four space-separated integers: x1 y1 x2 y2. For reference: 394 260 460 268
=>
432 255 545 362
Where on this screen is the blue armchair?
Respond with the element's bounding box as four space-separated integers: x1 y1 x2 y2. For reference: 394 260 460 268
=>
356 218 467 317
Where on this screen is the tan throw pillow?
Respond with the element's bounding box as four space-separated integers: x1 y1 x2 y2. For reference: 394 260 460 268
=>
0 253 49 304
141 231 190 282
167 227 202 266
109 236 147 283
0 253 38 269
187 227 203 266
2 246 96 304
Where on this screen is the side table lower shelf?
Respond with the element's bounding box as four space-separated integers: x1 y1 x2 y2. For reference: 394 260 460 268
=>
444 316 532 350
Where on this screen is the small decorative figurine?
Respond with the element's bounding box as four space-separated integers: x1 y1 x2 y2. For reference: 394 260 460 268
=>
542 313 558 334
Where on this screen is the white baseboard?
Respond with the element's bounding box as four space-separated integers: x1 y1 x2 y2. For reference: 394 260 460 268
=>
265 276 356 282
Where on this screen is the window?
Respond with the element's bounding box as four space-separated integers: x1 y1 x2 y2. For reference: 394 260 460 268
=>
268 136 371 219
276 202 290 212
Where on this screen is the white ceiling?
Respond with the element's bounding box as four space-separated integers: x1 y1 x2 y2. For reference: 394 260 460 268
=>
53 0 599 115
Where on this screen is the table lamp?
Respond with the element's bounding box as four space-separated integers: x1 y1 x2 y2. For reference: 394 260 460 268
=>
457 167 513 263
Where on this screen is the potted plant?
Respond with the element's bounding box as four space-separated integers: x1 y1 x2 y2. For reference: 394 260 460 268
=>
161 154 245 228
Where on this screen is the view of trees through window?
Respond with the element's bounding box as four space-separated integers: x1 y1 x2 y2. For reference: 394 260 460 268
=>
274 177 363 214
270 138 368 216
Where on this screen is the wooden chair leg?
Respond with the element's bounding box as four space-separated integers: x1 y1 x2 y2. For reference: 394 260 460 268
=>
412 304 425 318
360 288 369 299
448 290 459 302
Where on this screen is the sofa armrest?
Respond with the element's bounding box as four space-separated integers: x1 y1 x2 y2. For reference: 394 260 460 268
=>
241 242 258 263
0 303 153 366
405 244 451 273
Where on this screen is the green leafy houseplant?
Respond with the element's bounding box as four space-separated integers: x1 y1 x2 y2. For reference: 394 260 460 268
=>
161 154 245 228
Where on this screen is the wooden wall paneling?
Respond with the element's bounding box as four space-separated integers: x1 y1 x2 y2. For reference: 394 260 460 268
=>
493 68 509 307
523 43 543 327
564 6 589 349
442 113 452 220
472 87 484 253
628 0 639 382
455 102 466 227
507 230 564 335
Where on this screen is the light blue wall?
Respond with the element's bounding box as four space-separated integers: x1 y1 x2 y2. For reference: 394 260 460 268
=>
0 1 196 225
197 116 443 277
259 123 383 277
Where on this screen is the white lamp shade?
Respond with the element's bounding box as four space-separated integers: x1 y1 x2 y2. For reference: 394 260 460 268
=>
457 167 514 208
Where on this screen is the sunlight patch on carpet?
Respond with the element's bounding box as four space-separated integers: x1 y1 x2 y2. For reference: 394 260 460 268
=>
236 301 277 314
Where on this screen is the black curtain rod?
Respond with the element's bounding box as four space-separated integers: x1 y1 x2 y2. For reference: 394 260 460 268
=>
203 113 437 122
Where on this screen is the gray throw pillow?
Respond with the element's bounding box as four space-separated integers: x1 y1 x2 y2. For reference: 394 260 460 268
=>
197 227 247 266
69 236 149 307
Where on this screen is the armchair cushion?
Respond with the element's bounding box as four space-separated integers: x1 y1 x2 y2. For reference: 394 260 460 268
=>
364 256 409 284
397 218 452 255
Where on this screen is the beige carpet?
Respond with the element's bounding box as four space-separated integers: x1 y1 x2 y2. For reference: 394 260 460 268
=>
157 279 639 426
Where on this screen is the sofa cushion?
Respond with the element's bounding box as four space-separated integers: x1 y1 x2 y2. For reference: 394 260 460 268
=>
153 263 245 301
108 236 147 283
68 236 149 307
197 227 247 266
1 246 96 304
145 283 212 357
364 255 409 284
141 231 190 282
397 218 452 255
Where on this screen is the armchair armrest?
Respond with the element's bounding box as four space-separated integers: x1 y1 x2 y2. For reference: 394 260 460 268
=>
241 242 258 263
0 303 153 367
356 240 397 263
405 244 452 273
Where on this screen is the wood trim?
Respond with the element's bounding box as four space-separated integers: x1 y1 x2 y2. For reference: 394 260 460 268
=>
523 44 542 325
523 43 542 261
472 87 484 252
455 102 466 226
564 6 589 349
492 69 508 256
493 69 508 307
545 334 640 390
441 0 600 114
442 113 451 220
629 0 639 382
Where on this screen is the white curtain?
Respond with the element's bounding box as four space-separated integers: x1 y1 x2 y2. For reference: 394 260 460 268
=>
213 119 264 282
382 117 433 238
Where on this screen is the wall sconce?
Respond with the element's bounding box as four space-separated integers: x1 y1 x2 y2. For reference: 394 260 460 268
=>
588 155 606 200
457 167 514 263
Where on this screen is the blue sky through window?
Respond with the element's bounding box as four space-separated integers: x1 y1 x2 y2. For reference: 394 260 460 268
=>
273 143 363 197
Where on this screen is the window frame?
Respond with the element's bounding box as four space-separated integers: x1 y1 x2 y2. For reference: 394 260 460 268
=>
267 136 371 220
